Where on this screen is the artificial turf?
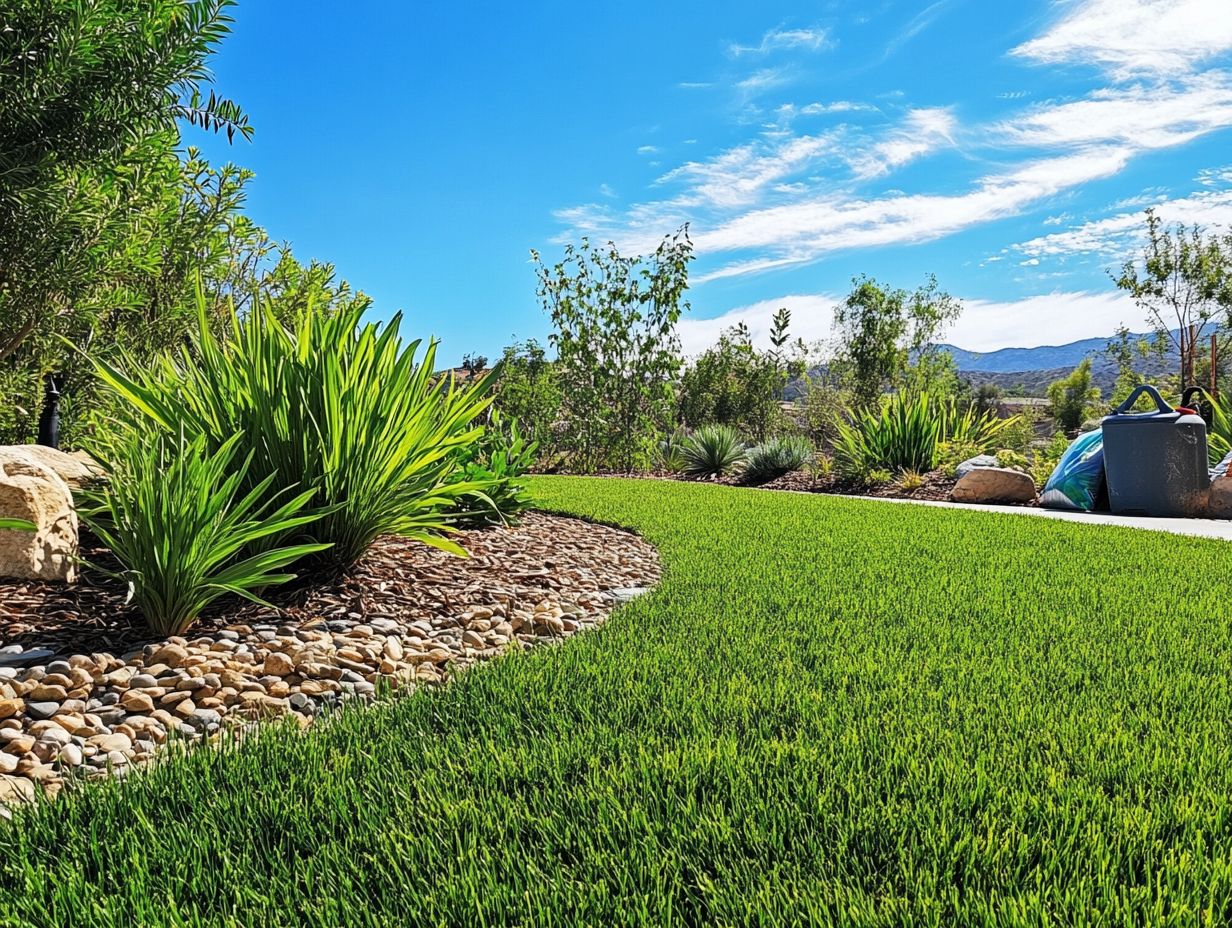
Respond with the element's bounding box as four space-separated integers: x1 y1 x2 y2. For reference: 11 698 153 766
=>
1 477 1231 926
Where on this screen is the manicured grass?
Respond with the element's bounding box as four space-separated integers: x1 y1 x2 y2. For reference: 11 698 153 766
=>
3 477 1232 926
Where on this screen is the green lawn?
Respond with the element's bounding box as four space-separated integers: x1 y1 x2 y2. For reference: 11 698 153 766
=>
3 477 1232 926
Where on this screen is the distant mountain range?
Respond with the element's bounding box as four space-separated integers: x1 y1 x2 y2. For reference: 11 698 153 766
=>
939 336 1131 374
789 328 1199 400
943 327 1204 397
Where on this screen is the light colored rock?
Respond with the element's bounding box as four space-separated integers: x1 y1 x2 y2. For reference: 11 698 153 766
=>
950 467 1037 505
1208 474 1232 518
954 454 1000 479
0 698 22 720
262 652 295 676
87 733 132 753
150 643 189 668
0 753 18 774
120 690 155 713
0 460 77 582
0 446 104 492
57 744 83 767
0 775 35 804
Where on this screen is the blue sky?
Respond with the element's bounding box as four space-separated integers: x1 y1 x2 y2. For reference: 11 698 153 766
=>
194 0 1232 362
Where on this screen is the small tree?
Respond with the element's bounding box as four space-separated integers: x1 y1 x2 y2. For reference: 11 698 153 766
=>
491 339 561 462
1104 324 1170 406
1114 209 1232 386
531 228 693 473
1048 359 1101 434
678 309 808 440
832 274 962 407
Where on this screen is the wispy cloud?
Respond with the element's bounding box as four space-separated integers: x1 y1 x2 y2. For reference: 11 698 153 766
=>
636 145 659 155
735 68 792 100
552 0 1232 287
1014 175 1232 260
728 26 831 57
849 107 957 178
1013 0 1232 79
993 72 1232 150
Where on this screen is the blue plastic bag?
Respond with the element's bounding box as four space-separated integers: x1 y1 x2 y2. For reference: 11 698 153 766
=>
1040 430 1107 511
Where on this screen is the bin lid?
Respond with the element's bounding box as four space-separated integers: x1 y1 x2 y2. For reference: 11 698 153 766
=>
1102 384 1180 424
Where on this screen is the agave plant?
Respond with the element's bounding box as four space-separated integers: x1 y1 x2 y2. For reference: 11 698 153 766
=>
681 424 748 479
656 428 690 473
90 286 496 566
744 435 813 484
80 429 329 636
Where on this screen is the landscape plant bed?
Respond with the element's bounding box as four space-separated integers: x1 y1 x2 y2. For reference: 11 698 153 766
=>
2 478 1231 924
582 466 1038 505
0 512 658 806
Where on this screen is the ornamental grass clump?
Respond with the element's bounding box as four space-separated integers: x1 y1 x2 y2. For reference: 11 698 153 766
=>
680 424 747 479
79 430 328 636
834 392 1017 480
92 289 496 567
744 434 813 484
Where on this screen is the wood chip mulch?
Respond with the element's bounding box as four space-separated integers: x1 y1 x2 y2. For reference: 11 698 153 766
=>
0 513 660 660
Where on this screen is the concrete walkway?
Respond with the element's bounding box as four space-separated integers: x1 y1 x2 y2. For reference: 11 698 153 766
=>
838 494 1232 541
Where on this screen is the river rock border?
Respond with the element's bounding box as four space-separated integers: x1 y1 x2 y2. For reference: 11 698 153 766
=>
0 513 659 808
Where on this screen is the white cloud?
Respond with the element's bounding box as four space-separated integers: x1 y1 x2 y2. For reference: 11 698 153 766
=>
657 132 839 210
994 72 1232 150
636 145 659 155
799 100 878 115
849 107 957 179
1013 0 1232 79
690 147 1133 280
678 295 838 355
680 290 1146 356
729 26 831 57
950 291 1143 350
735 68 792 99
1015 183 1232 259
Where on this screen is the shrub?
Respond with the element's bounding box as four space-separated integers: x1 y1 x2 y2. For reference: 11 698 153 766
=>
833 392 941 478
1048 359 1102 434
835 392 1017 479
681 425 747 479
942 399 1018 450
936 439 984 476
897 469 924 491
446 411 537 527
744 435 813 484
656 429 690 473
79 429 328 636
995 449 1030 473
91 290 495 567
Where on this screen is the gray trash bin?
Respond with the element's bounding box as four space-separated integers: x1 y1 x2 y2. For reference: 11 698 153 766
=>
1101 384 1209 517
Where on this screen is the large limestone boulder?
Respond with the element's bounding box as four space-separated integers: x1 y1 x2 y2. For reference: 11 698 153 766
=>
950 466 1037 505
0 456 77 583
0 446 103 492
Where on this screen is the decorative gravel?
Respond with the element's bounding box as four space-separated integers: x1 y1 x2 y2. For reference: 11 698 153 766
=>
0 512 659 806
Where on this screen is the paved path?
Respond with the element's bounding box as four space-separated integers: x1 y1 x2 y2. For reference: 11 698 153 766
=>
838 494 1232 542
